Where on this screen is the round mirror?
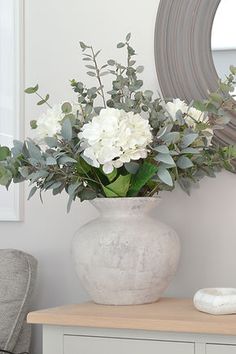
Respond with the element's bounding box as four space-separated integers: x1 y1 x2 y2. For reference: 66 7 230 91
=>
212 0 236 94
155 0 236 147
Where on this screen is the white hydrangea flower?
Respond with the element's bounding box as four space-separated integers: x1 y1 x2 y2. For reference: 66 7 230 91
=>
161 98 188 120
161 99 213 146
78 108 153 174
186 107 213 146
33 103 80 143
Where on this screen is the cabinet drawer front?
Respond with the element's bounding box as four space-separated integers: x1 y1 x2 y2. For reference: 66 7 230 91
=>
207 344 236 354
64 335 194 354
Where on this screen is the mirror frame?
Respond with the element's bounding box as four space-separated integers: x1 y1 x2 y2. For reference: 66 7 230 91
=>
155 0 236 146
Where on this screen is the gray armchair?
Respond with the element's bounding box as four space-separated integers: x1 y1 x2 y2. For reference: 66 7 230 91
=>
0 249 37 354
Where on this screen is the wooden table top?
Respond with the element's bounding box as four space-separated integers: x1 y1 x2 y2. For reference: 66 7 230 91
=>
27 297 236 335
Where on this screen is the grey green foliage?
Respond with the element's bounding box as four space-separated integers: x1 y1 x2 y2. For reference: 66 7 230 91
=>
0 34 236 211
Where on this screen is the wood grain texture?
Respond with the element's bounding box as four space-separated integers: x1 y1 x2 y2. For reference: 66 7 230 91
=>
27 298 236 335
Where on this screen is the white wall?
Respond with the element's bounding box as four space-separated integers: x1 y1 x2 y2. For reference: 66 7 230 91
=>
0 1 236 353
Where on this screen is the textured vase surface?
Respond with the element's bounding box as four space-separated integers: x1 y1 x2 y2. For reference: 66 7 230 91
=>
72 197 180 305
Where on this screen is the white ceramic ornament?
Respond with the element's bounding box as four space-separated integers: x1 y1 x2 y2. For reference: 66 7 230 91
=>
193 288 236 315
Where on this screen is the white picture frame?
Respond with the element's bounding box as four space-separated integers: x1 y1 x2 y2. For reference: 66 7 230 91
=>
0 0 24 221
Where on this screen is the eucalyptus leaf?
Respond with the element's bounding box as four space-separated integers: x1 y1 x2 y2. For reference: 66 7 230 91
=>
46 157 57 165
68 181 81 196
126 33 131 41
177 156 194 169
0 166 12 186
157 167 173 187
24 84 39 94
28 186 37 200
153 145 170 154
155 153 175 166
87 71 96 77
58 156 77 164
61 118 72 141
44 137 58 148
61 102 72 114
0 146 11 161
181 133 198 148
117 42 125 48
162 132 180 145
124 162 140 174
27 141 41 160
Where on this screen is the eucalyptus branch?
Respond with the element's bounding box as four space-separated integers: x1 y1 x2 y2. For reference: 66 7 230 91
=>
90 46 106 108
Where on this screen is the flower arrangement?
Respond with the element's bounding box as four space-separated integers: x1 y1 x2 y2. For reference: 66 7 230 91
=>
0 34 236 211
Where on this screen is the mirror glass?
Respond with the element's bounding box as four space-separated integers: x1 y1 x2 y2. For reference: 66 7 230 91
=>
212 0 236 94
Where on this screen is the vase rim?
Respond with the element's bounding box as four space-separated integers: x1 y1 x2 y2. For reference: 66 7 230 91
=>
92 196 161 201
90 196 161 213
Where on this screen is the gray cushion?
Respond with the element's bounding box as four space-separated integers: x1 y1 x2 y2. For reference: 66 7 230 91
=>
0 249 37 353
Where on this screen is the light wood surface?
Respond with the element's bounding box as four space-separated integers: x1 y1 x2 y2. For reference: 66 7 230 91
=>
27 298 236 335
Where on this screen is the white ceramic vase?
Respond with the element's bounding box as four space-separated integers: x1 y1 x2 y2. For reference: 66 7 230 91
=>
72 197 180 305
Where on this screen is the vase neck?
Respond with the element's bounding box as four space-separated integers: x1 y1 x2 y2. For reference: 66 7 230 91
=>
90 198 161 217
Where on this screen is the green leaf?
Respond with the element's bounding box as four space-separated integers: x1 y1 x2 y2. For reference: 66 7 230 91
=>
107 59 115 66
27 141 41 160
128 162 157 197
181 147 200 154
58 155 77 164
85 65 96 70
209 93 223 104
117 42 125 48
157 167 173 186
126 33 131 41
87 71 96 77
0 146 11 161
155 153 175 165
19 167 29 178
37 94 50 105
124 162 140 174
28 170 48 183
106 168 117 183
24 84 39 94
30 120 37 129
76 157 91 175
46 157 57 165
177 156 194 169
178 177 192 195
28 186 37 200
103 174 131 197
79 41 88 51
68 181 81 197
12 140 24 157
44 137 58 148
61 118 72 141
46 181 62 190
78 189 97 202
0 165 12 186
153 145 170 154
193 101 206 112
181 133 198 148
136 66 144 73
162 132 180 145
61 102 72 114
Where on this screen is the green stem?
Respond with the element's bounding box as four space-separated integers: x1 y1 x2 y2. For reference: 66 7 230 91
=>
35 92 52 109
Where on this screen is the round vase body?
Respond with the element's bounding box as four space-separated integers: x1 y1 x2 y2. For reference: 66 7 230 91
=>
72 198 180 305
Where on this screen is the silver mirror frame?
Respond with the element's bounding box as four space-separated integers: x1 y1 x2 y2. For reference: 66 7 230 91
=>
155 0 236 146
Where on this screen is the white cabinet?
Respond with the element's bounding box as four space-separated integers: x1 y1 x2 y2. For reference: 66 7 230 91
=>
206 344 236 354
64 335 194 354
28 300 236 354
